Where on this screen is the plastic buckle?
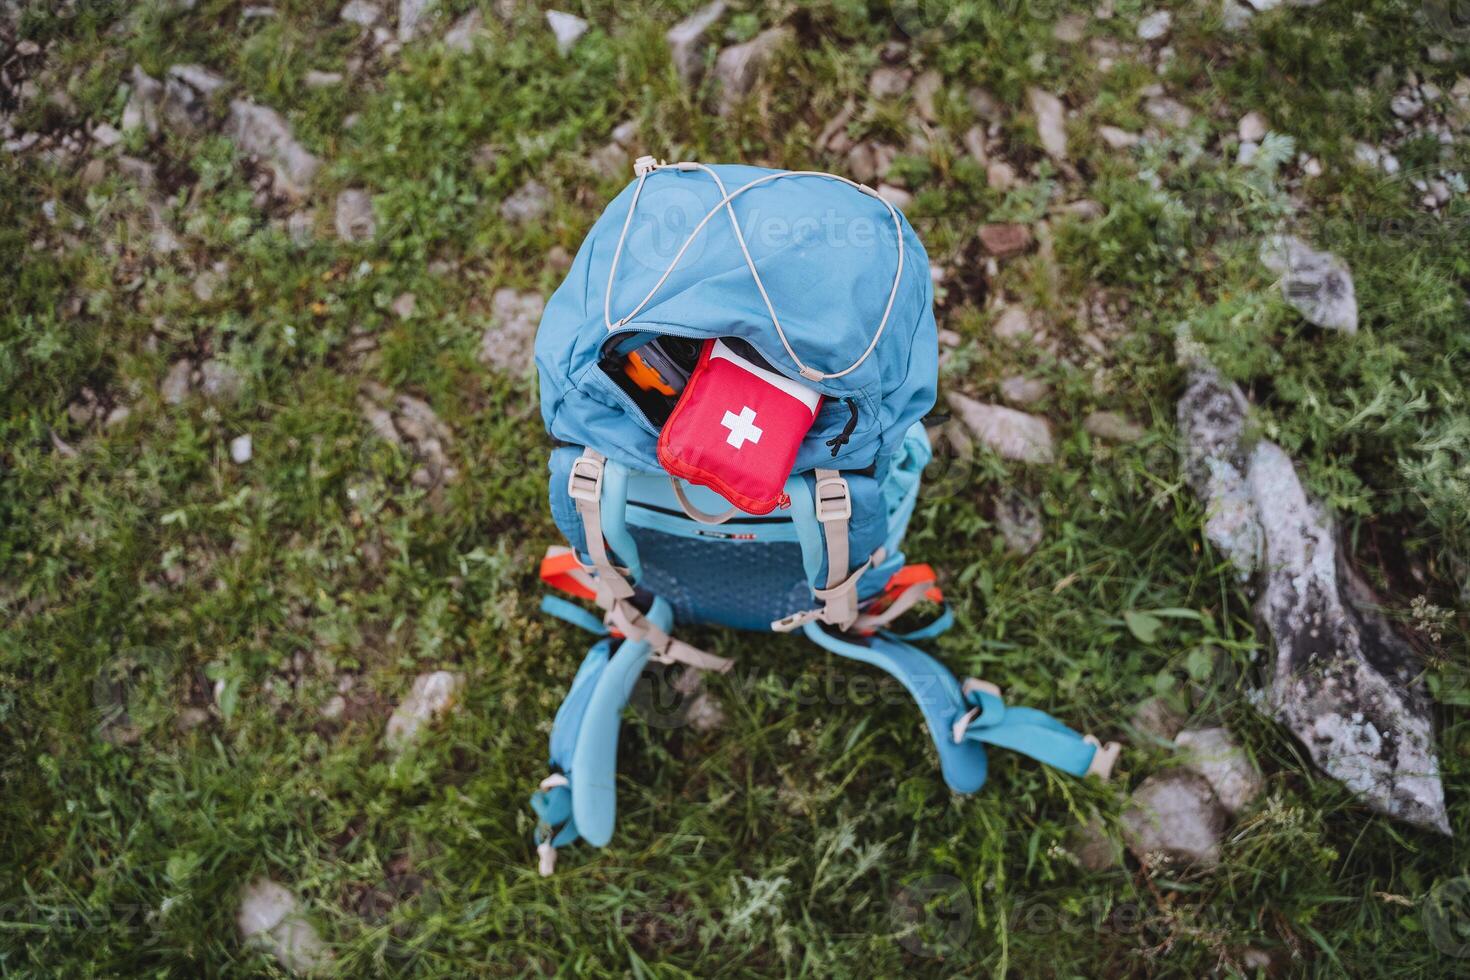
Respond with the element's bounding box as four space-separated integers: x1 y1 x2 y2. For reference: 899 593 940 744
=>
813 476 851 523
633 155 663 177
567 456 604 503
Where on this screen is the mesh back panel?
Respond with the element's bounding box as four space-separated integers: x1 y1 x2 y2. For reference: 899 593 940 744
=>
629 526 811 631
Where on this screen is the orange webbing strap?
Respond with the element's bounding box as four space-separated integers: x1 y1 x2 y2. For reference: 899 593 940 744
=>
540 546 598 602
851 564 945 634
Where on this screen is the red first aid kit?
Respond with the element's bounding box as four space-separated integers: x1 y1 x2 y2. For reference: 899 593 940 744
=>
656 339 823 514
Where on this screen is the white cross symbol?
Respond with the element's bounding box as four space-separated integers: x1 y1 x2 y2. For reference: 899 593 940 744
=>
721 406 763 449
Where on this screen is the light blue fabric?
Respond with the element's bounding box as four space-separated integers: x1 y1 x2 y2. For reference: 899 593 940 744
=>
535 164 939 476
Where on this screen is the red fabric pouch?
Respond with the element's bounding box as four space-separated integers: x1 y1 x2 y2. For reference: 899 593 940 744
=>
656 339 823 514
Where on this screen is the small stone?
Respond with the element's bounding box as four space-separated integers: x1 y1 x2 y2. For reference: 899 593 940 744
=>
986 160 1017 190
1056 199 1103 220
385 671 465 750
176 706 210 731
875 184 912 209
992 306 1034 344
320 695 347 720
1027 87 1068 161
999 375 1050 406
237 878 332 975
287 210 315 246
500 178 551 224
1053 13 1088 42
610 120 638 148
1136 10 1171 41
104 405 132 428
226 100 322 199
666 1 726 85
545 10 589 55
845 141 897 184
961 125 987 164
1301 156 1322 178
1237 111 1267 143
480 288 545 374
967 86 1003 122
1390 92 1423 120
1144 95 1193 128
161 360 194 404
912 69 943 122
443 8 484 51
335 188 377 242
1236 140 1259 166
303 70 343 88
1067 814 1122 871
587 141 628 176
1222 0 1254 30
946 392 1055 464
1427 44 1452 64
1259 235 1357 333
993 489 1043 555
1122 771 1227 867
869 66 912 99
229 434 253 464
1084 411 1145 443
340 0 381 26
1131 696 1185 740
193 268 222 302
712 27 793 116
397 0 434 41
91 122 123 147
390 292 417 320
978 222 1033 257
1175 727 1265 816
1097 125 1140 150
199 359 244 403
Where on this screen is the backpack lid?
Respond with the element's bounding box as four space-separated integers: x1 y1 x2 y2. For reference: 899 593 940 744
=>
535 162 939 473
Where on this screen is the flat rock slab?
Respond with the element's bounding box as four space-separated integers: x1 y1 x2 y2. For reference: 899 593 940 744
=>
238 878 331 974
1177 356 1449 834
385 671 464 751
713 27 792 115
1260 235 1358 333
947 392 1055 464
226 100 321 199
1176 727 1264 815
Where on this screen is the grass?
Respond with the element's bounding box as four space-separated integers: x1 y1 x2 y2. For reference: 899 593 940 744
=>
2 0 1468 975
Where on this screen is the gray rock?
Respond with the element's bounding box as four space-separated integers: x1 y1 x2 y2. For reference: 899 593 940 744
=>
1259 235 1357 334
385 671 464 751
713 26 792 116
1084 410 1145 443
993 489 1043 555
1144 95 1193 129
1053 13 1088 43
1250 441 1449 833
199 358 244 403
967 86 1003 123
1122 771 1228 867
912 69 943 122
226 100 322 199
1097 125 1140 150
398 0 434 41
229 434 253 464
287 210 315 246
666 1 726 85
1177 364 1263 579
334 189 377 242
946 392 1055 464
1176 727 1264 815
303 70 343 88
545 10 589 55
1237 110 1267 143
998 375 1050 406
1067 814 1123 871
161 360 194 404
868 65 911 99
992 306 1034 345
500 178 551 225
1136 10 1171 41
875 184 912 209
1176 355 1449 834
161 64 228 133
586 141 628 176
673 667 726 733
122 66 163 136
845 141 897 184
1027 87 1068 160
1131 696 1185 740
442 9 483 51
479 287 545 374
237 878 332 975
961 125 987 164
340 0 381 26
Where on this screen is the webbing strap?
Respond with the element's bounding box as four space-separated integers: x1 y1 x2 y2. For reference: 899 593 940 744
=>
813 469 850 589
567 451 634 604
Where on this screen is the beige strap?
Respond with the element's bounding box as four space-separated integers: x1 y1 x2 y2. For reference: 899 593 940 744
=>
771 548 884 633
670 478 740 525
813 469 850 589
850 579 933 633
605 597 734 673
567 450 635 603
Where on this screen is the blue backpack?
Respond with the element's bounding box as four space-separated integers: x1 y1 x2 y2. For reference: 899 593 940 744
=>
528 160 1119 874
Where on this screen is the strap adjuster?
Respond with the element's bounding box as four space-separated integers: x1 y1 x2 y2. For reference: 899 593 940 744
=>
814 475 851 523
567 456 604 502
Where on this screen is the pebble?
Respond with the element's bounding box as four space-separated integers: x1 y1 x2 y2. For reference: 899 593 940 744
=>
1237 111 1267 143
1136 10 1171 41
545 10 589 55
230 434 253 464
